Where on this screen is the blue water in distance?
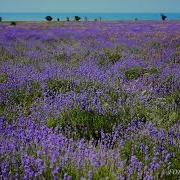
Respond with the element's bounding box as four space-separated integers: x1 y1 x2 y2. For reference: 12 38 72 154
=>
0 13 180 21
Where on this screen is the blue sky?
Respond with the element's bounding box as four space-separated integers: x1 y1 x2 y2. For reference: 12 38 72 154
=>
0 0 180 13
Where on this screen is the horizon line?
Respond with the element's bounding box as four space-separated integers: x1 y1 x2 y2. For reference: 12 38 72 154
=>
1 12 180 14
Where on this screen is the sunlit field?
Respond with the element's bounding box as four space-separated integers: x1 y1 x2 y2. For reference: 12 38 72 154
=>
0 21 180 179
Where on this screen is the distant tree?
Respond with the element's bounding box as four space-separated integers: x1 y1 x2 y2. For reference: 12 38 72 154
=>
0 17 2 22
84 17 88 22
74 16 81 21
94 18 97 22
57 18 60 22
161 14 167 21
66 17 70 21
45 16 53 21
99 17 102 22
135 18 138 21
10 21 16 26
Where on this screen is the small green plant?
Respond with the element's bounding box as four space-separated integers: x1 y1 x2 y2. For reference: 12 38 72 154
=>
108 90 119 102
138 91 180 129
150 41 161 49
125 67 145 80
0 74 8 83
0 47 14 61
143 68 160 77
46 117 58 129
54 52 66 62
168 112 179 125
8 82 43 116
0 103 5 116
47 79 75 93
165 146 180 179
122 138 155 167
135 104 149 121
93 166 115 179
129 47 141 55
104 48 122 64
99 48 122 67
121 141 133 164
148 67 160 75
166 90 180 106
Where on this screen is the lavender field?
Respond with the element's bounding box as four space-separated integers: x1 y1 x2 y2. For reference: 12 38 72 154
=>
0 22 180 179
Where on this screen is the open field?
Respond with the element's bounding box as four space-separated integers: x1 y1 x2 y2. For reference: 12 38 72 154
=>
0 22 180 179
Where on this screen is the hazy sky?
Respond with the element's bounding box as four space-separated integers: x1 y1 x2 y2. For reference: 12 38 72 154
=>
0 0 180 13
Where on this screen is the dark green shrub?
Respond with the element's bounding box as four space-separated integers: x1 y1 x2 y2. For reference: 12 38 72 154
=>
74 16 81 21
161 14 167 21
46 104 134 140
10 22 16 26
66 17 70 21
47 107 121 140
135 18 138 21
45 16 53 21
84 17 88 21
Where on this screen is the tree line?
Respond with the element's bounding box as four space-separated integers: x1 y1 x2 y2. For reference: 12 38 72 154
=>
0 14 168 24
